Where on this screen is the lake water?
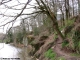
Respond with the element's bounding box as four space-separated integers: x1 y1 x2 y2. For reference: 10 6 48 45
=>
0 43 21 58
0 43 33 60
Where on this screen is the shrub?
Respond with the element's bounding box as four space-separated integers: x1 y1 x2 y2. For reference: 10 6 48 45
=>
53 32 58 40
44 49 56 60
16 32 24 44
33 27 40 36
62 40 69 48
72 30 80 53
7 31 13 43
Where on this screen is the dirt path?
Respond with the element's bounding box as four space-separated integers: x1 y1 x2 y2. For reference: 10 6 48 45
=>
52 38 80 60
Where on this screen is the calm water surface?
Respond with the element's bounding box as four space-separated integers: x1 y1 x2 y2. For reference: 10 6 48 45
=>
0 43 33 60
0 43 21 58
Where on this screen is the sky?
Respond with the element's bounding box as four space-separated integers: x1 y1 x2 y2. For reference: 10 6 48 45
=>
0 0 36 33
0 0 78 34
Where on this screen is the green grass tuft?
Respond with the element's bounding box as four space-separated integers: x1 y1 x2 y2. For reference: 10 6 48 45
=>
44 49 56 60
57 57 66 60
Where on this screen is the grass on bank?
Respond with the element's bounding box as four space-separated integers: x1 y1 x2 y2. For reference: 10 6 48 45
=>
44 49 56 60
71 53 80 57
44 49 66 60
0 39 6 43
59 19 75 31
57 57 66 60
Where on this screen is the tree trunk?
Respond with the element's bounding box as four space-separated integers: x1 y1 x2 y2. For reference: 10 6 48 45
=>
47 11 65 40
57 0 65 26
61 10 65 26
72 0 74 16
65 0 70 19
36 0 65 41
78 0 80 14
53 22 64 40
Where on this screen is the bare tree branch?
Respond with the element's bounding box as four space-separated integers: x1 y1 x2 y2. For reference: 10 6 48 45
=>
0 0 12 5
0 0 32 27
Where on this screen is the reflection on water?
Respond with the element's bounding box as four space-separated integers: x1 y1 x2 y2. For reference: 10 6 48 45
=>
0 43 21 58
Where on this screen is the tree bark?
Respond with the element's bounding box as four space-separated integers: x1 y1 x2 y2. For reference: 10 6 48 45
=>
78 0 80 14
36 0 65 41
65 0 70 19
72 0 74 16
46 11 65 40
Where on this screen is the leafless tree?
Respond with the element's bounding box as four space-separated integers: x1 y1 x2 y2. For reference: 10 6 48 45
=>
0 0 80 46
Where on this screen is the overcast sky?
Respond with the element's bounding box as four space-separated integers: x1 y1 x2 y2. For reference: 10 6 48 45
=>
0 0 36 33
0 0 78 33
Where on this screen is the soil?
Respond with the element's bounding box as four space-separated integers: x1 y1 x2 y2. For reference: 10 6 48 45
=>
28 32 80 60
52 37 80 60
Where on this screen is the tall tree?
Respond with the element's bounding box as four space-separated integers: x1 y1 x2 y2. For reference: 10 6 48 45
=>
57 0 65 26
35 0 64 40
65 0 70 19
78 0 80 14
72 0 74 16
